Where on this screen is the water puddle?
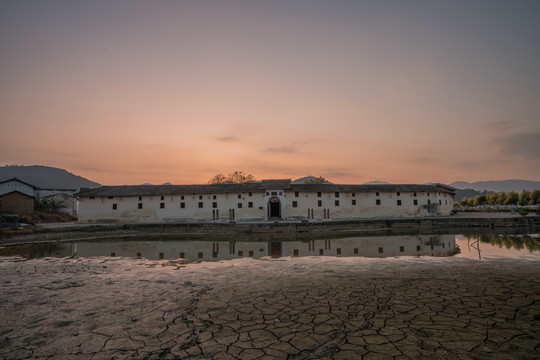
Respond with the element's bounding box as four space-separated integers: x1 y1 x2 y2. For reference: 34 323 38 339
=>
1 232 538 262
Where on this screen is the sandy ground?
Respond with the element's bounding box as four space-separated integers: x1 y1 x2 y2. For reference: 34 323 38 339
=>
1 255 539 360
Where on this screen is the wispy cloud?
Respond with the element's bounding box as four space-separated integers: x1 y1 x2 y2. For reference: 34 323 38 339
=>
497 132 540 160
215 136 241 142
265 146 297 154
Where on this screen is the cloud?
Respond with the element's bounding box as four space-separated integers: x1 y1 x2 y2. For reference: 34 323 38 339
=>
497 132 540 160
483 120 522 131
215 136 241 142
264 146 297 154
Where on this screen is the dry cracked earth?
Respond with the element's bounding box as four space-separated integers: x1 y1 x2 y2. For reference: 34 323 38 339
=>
0 255 539 360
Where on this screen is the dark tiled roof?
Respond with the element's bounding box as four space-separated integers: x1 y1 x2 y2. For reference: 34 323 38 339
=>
260 179 291 190
77 183 263 197
77 181 455 197
290 183 455 194
0 177 38 189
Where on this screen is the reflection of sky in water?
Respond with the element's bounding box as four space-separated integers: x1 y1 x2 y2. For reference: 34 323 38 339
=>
1 233 538 262
455 234 540 261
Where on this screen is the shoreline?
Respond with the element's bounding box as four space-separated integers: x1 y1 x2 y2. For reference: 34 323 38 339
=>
1 213 538 246
0 213 540 246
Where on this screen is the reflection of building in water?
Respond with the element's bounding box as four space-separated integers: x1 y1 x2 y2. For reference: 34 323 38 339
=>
65 234 456 261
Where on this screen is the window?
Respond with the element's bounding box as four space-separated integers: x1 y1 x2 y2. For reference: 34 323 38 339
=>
266 192 269 195
199 195 203 200
181 196 184 200
335 200 340 206
335 192 339 198
213 195 216 200
138 196 142 201
376 192 380 196
378 247 383 254
238 194 241 199
108 196 114 199
400 246 404 252
198 202 203 208
428 200 431 205
112 204 117 210
439 200 442 205
445 200 448 205
138 203 143 209
427 193 430 196
317 192 321 197
397 192 400 196
160 196 164 200
295 191 299 197
249 192 252 197
292 201 298 207
376 199 381 205
248 202 253 208
237 203 242 208
414 200 418 205
271 192 277 196
352 193 355 197
212 202 217 208
318 200 322 207
160 203 165 209
180 202 185 208
397 200 402 206
352 199 356 205
414 192 417 197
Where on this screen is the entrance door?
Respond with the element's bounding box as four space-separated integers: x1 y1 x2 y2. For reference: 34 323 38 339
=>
268 197 281 219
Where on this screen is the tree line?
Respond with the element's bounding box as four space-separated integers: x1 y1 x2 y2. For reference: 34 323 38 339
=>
458 189 540 207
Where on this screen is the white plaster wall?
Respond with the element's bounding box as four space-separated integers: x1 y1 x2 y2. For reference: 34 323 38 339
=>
0 180 34 197
78 189 454 222
79 192 267 222
35 189 76 199
284 190 453 220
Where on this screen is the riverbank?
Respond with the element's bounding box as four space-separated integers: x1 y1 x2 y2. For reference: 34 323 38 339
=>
1 255 538 359
0 212 538 246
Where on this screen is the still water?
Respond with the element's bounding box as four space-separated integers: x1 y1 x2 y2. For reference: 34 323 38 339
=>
1 233 538 262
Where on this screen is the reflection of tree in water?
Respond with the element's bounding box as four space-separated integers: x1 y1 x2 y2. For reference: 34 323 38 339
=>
0 243 66 259
466 233 540 252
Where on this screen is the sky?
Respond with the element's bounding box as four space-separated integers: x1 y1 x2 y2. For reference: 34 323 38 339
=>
1 0 539 186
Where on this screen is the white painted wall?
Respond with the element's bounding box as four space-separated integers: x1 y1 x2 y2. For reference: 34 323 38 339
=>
78 189 454 222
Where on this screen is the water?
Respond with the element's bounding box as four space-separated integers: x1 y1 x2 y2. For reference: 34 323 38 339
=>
1 232 538 262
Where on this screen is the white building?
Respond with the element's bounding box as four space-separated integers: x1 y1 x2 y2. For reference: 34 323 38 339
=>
76 180 455 223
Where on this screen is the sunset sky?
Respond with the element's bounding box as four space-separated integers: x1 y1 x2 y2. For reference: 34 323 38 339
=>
1 0 539 185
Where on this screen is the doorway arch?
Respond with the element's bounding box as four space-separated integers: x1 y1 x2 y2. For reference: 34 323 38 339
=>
267 196 281 220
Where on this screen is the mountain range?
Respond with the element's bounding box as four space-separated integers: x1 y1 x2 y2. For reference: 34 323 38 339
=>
449 180 540 193
0 165 100 191
1 166 538 198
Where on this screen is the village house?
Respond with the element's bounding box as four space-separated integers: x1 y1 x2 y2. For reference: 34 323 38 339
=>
76 180 455 223
0 177 79 217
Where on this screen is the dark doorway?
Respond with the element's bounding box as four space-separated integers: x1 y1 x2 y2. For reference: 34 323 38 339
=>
269 242 282 258
268 197 281 219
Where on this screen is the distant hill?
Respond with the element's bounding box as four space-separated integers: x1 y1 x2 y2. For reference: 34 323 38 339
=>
450 180 540 193
292 176 333 184
0 165 100 190
453 189 492 202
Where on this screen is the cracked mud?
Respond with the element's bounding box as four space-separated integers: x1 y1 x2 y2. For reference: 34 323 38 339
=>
0 256 539 359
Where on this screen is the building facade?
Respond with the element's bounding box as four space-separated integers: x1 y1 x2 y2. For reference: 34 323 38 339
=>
77 180 455 223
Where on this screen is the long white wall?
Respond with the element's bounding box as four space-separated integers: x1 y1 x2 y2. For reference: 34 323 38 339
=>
78 189 453 223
